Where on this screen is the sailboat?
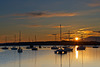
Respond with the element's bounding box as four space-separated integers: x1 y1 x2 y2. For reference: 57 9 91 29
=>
2 46 8 50
2 36 8 50
17 31 23 53
32 35 38 50
32 46 38 50
77 45 86 50
51 46 58 49
11 46 17 50
26 36 31 49
63 46 73 52
93 45 98 48
51 34 58 49
11 35 17 50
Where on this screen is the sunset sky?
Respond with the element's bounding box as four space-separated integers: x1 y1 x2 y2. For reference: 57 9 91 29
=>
0 0 100 43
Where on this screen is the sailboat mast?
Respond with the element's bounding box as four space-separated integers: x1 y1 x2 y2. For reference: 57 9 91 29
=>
68 30 70 41
29 36 30 42
60 24 62 41
35 35 37 42
19 31 21 42
5 36 7 43
14 34 16 43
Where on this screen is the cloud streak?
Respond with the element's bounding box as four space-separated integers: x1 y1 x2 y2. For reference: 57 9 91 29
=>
52 25 71 28
25 25 42 28
79 27 94 31
22 24 71 29
78 9 100 16
88 3 100 7
13 11 79 18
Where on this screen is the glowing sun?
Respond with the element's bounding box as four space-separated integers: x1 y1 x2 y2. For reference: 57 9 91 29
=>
75 37 79 41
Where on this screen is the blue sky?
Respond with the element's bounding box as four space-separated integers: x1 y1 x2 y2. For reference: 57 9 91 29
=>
0 0 100 42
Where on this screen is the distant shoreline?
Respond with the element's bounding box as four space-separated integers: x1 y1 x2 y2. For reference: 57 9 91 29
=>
0 41 100 46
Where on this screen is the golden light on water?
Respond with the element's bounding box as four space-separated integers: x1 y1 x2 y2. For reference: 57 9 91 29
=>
75 45 79 59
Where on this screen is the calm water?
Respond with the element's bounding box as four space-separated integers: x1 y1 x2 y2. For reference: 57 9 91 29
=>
0 45 100 67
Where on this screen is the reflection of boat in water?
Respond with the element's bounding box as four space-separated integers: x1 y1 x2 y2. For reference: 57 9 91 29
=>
11 47 17 50
60 54 62 67
32 47 38 50
77 46 85 50
68 52 71 67
19 51 22 67
93 45 98 48
51 46 58 50
1 46 8 50
55 48 67 54
18 47 23 53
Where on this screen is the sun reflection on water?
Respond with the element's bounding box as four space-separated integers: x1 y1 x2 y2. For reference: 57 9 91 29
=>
75 45 79 59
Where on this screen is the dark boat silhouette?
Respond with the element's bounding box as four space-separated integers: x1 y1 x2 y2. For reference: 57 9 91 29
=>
1 47 8 50
63 47 73 52
32 47 38 50
2 36 8 50
51 46 58 49
77 46 86 50
26 46 31 49
11 47 17 50
93 45 99 48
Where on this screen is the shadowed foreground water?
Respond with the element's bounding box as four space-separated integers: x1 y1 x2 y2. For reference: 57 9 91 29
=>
0 46 100 67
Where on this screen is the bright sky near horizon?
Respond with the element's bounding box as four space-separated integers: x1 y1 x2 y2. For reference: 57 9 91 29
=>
0 0 100 43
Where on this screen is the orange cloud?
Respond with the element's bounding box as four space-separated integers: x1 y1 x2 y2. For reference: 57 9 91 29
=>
79 27 94 31
52 25 71 28
47 34 57 36
14 17 32 19
0 11 79 19
22 24 72 29
24 25 42 28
